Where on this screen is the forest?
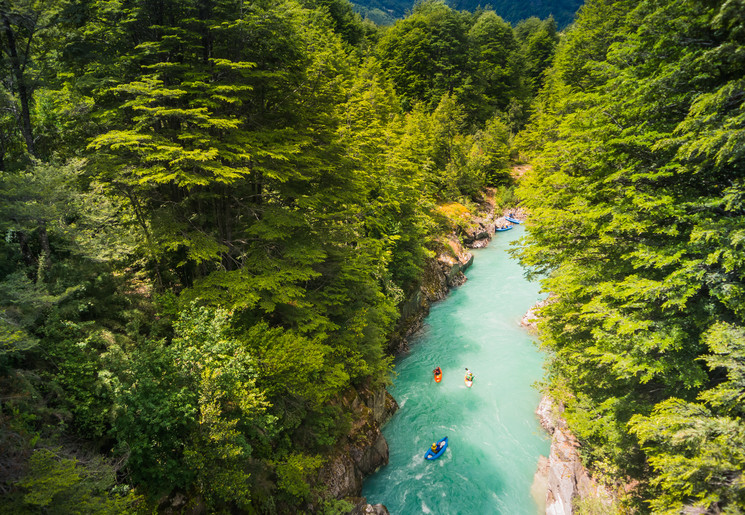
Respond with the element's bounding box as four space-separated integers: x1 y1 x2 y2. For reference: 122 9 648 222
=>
517 0 745 513
1 0 743 513
0 0 554 512
351 0 582 31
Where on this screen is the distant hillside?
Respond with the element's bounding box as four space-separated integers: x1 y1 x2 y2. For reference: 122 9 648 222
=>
354 0 583 27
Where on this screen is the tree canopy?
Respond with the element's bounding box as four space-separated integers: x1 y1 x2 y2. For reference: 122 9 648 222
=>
516 0 745 511
0 0 525 510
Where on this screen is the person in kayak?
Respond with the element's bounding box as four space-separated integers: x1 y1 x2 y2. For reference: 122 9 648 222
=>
465 368 474 382
433 366 442 376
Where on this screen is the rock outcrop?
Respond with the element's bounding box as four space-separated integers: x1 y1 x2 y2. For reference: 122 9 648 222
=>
348 499 391 514
317 387 398 502
461 206 530 248
535 396 614 515
521 298 550 331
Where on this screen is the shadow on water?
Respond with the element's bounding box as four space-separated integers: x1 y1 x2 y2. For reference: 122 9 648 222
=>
362 225 549 515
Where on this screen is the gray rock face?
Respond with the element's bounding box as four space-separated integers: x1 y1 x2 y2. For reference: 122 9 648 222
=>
387 236 472 354
347 499 391 514
317 388 398 500
319 454 361 500
536 396 614 515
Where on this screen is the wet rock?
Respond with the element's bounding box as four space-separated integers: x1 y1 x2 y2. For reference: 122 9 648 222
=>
347 498 391 514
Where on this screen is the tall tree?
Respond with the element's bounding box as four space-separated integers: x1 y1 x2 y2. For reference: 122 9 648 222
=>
516 0 745 510
465 11 519 124
0 0 69 160
376 0 470 110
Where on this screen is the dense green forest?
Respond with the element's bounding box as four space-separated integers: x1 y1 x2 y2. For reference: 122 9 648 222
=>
517 0 745 513
353 0 581 30
0 0 553 512
5 0 742 512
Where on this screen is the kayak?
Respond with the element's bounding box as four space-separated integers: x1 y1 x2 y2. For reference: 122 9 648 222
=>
505 215 522 224
495 225 513 232
424 437 448 460
434 368 442 383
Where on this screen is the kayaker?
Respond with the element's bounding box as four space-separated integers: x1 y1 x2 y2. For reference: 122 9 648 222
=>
433 366 441 375
431 442 438 452
465 368 474 381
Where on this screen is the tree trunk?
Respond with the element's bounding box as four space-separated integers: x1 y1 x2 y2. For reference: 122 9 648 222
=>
16 230 35 266
0 12 35 157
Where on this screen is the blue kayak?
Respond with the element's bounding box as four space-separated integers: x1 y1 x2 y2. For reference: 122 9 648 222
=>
495 225 513 232
505 215 522 224
425 437 448 460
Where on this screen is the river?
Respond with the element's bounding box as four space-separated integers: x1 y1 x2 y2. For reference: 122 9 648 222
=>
361 225 549 514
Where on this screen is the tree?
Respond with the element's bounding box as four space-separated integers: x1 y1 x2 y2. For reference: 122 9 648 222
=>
0 0 71 161
630 323 745 513
515 16 559 94
376 0 470 110
515 0 745 509
465 11 519 125
111 305 274 508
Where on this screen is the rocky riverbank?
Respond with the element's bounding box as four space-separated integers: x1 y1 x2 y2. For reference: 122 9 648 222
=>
524 298 616 515
534 397 615 515
389 199 528 354
315 386 397 513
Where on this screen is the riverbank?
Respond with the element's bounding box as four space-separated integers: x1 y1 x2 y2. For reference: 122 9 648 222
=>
360 221 549 513
317 188 544 513
389 193 530 355
522 299 620 514
318 192 528 512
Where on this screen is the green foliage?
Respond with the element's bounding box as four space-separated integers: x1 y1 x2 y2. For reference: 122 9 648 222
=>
514 16 559 95
465 11 520 125
1 0 524 510
274 452 324 501
493 185 517 210
321 498 355 514
573 495 621 515
629 323 745 513
516 0 745 510
111 304 274 507
376 1 470 110
11 448 141 514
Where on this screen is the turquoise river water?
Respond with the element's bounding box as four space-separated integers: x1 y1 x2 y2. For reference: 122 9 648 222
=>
362 225 549 514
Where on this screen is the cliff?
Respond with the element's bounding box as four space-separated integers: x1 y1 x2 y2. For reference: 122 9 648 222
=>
535 397 615 514
316 387 398 501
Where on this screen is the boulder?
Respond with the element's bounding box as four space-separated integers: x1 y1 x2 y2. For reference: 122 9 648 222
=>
521 298 552 332
347 498 391 514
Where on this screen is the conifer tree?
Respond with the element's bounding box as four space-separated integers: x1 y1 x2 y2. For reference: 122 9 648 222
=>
516 0 745 509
